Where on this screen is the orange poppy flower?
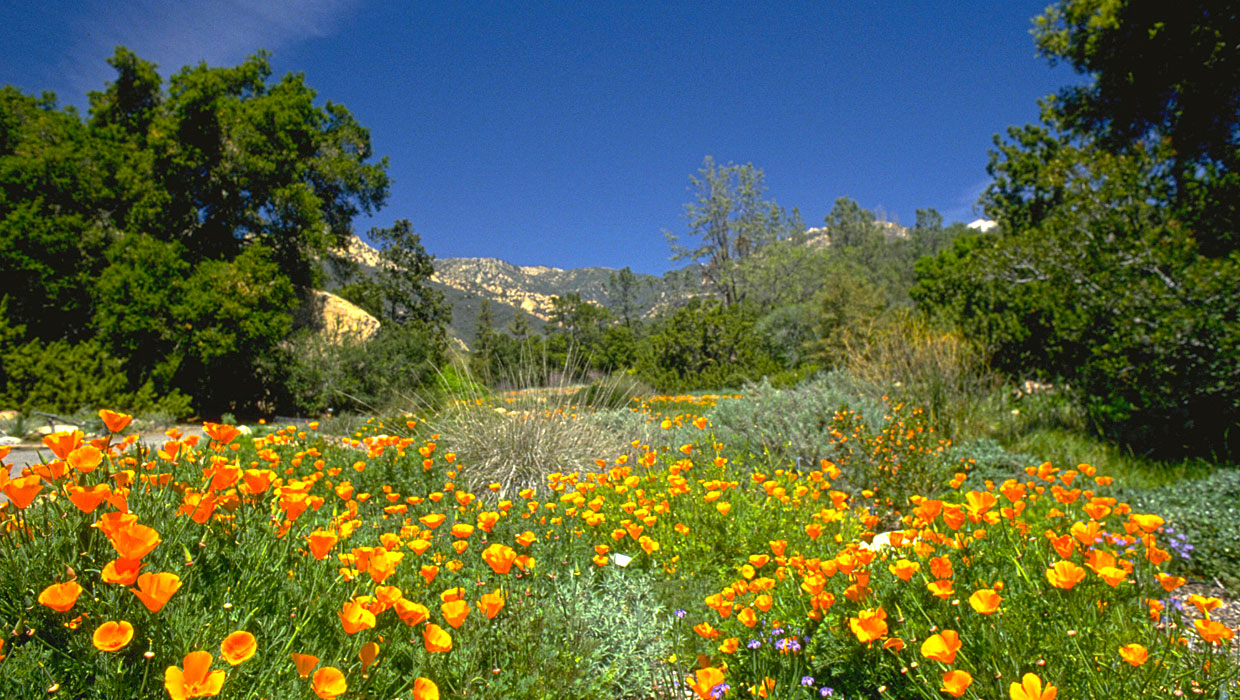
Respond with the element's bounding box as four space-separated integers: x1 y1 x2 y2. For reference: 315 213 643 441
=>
368 550 403 583
1155 573 1186 592
4 475 43 509
240 469 276 495
1070 520 1101 546
926 579 954 599
441 599 470 629
481 543 516 575
734 606 756 628
131 572 182 613
920 630 962 664
929 556 954 579
689 667 725 700
338 600 377 635
95 511 139 537
67 445 103 474
92 620 134 652
107 520 162 561
1010 672 1057 700
888 559 920 581
359 642 380 674
102 557 144 585
164 650 226 700
1119 643 1148 667
1188 594 1224 618
419 565 440 584
202 423 241 446
479 591 504 619
769 540 787 556
419 513 446 529
312 666 347 699
941 670 972 697
1194 619 1235 645
413 677 439 700
38 581 83 612
99 409 133 433
306 530 338 561
969 589 1002 615
394 599 430 626
292 653 319 678
1046 561 1086 590
849 607 888 644
1146 598 1166 621
476 511 499 533
43 429 83 461
67 483 112 513
693 622 719 639
1096 566 1128 587
941 506 966 530
423 623 453 652
1129 513 1164 533
220 631 256 665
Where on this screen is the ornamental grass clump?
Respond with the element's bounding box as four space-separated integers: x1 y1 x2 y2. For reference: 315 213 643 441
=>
423 354 633 497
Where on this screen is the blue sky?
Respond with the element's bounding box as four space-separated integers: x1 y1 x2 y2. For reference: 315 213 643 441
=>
2 1 1078 275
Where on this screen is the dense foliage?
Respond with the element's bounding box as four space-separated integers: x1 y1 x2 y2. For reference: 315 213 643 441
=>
912 0 1240 459
0 48 452 417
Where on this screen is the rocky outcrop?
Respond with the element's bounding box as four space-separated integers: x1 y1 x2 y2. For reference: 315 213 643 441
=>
301 290 381 344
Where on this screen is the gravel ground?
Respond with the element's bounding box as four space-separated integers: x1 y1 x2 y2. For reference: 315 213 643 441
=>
1170 581 1240 657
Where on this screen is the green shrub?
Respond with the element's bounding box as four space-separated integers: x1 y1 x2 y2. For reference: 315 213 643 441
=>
571 373 652 410
282 320 444 415
840 310 999 440
532 566 671 700
702 376 879 473
945 438 1036 494
636 299 781 392
0 328 191 417
1120 468 1240 589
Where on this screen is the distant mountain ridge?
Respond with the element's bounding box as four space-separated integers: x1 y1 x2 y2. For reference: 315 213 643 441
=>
338 237 667 348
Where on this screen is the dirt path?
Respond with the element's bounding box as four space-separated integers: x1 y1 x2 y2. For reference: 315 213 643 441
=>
3 425 208 481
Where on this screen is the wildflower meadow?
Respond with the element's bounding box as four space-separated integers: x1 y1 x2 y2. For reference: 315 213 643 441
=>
0 394 1234 699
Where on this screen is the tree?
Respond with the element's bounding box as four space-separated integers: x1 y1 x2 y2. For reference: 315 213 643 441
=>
1033 0 1240 255
0 88 115 341
1034 1 1239 165
1 47 394 413
366 219 448 329
470 299 499 385
636 300 779 392
141 50 389 286
912 4 1240 457
823 197 881 249
607 266 646 327
667 157 803 304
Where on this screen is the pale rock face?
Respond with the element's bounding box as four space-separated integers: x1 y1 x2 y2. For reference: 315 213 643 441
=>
310 290 380 343
967 218 998 232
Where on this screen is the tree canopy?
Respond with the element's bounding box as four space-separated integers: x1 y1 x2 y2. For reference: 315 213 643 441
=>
914 1 1240 457
667 157 804 305
0 47 400 414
